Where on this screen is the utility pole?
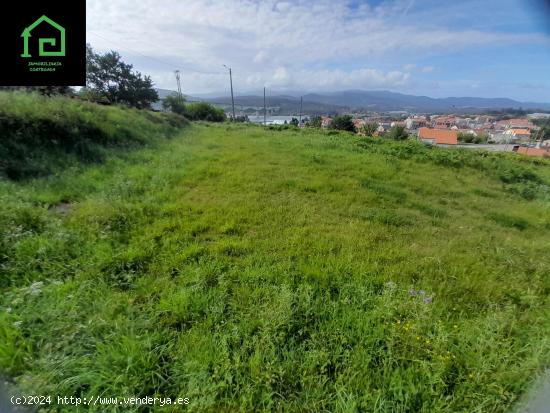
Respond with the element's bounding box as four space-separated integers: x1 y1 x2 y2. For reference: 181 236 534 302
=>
299 96 303 125
264 87 267 126
223 65 236 121
174 70 183 103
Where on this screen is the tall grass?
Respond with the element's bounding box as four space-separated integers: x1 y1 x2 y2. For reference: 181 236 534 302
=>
0 91 187 179
0 115 549 412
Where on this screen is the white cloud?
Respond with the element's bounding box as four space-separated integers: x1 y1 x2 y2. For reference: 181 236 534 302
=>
85 0 550 94
253 50 269 64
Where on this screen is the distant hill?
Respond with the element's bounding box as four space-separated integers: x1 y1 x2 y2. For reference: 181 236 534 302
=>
302 90 550 112
155 88 550 114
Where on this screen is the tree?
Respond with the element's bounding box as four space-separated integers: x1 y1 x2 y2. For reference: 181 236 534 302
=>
458 132 475 143
289 117 299 127
307 116 322 128
330 115 356 133
386 125 409 140
361 122 379 136
83 44 158 109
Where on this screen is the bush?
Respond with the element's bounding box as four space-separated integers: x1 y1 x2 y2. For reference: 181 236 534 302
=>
330 115 356 133
162 95 186 116
184 102 227 123
386 125 409 141
458 132 489 144
307 116 322 128
361 122 379 136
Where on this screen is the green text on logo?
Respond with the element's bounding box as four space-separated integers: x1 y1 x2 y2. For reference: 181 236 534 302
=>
21 15 66 58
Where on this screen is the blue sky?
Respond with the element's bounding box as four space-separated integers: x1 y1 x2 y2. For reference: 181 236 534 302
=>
87 0 550 101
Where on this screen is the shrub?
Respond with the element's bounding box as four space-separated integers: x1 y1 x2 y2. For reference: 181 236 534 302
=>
386 125 409 141
458 132 489 144
185 102 227 123
162 95 187 116
361 122 379 136
307 116 322 128
330 115 356 133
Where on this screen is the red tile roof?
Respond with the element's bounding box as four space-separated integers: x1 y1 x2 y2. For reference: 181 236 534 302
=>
511 129 531 135
418 128 458 145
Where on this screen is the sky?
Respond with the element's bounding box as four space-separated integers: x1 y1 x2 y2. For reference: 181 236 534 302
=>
86 0 550 101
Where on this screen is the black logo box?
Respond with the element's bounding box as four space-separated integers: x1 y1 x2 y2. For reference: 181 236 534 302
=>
0 0 86 86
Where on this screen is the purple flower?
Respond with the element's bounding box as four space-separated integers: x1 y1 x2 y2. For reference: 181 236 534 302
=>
423 296 433 304
408 288 417 296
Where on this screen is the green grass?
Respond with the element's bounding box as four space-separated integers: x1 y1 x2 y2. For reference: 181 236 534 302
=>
1 107 550 412
0 91 187 179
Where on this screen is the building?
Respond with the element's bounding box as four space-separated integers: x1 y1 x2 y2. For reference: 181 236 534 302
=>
527 113 550 120
405 116 428 130
496 118 535 130
321 116 332 128
504 128 531 141
431 115 457 129
515 147 550 158
418 128 458 145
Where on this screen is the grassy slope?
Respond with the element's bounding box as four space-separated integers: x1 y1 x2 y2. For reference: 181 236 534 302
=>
1 117 550 412
0 92 186 179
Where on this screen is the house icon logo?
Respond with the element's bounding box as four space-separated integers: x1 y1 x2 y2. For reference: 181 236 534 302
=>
21 15 66 58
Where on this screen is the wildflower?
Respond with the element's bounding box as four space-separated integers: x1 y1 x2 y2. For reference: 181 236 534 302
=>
418 290 426 296
423 296 433 304
408 288 417 296
384 281 396 290
26 282 44 296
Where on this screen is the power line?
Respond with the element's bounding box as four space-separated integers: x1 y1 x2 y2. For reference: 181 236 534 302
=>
86 31 223 76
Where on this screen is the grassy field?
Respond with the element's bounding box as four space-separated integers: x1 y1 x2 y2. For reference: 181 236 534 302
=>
1 97 550 412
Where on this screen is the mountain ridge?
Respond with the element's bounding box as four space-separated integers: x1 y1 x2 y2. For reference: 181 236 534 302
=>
156 88 550 114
